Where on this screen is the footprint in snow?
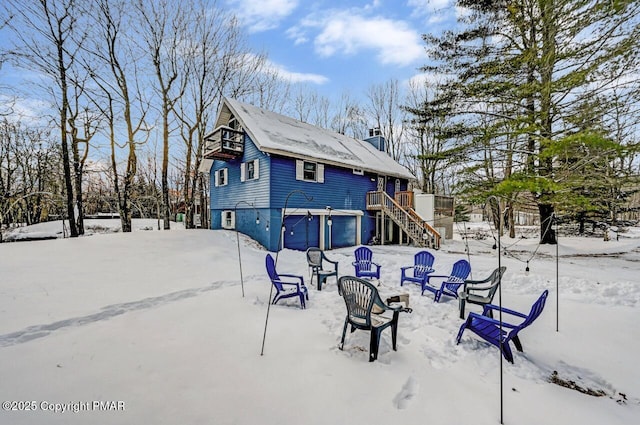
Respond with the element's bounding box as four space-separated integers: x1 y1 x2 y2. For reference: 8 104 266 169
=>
393 376 418 410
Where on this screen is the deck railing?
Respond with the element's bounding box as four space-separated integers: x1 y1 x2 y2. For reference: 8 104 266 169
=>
394 191 413 209
366 191 441 249
203 126 244 160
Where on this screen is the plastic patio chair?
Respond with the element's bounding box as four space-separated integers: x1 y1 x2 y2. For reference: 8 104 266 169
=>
456 290 549 363
337 276 410 362
422 259 471 301
458 266 506 319
306 247 339 291
400 250 436 292
265 254 308 309
352 246 381 280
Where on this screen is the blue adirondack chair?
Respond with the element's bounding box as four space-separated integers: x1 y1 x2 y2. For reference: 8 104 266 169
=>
265 254 308 309
352 246 381 280
422 259 471 301
456 290 549 363
400 251 435 291
337 276 407 362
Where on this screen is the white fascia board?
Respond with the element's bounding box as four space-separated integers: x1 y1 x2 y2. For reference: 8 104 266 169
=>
283 208 364 217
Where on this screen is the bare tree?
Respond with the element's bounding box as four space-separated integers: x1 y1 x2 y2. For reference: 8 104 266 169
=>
0 119 61 228
366 79 405 161
404 78 453 194
330 91 367 138
3 0 94 237
89 0 149 232
135 0 188 230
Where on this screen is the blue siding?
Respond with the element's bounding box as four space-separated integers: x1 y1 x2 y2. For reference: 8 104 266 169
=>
269 155 378 210
269 155 392 248
210 134 271 211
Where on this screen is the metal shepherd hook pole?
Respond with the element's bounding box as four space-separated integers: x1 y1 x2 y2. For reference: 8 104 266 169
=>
487 195 505 425
260 190 313 356
555 213 559 332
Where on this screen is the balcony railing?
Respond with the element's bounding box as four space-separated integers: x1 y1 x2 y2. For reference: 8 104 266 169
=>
203 126 244 160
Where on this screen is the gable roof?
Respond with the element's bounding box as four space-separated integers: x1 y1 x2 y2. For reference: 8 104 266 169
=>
213 97 414 180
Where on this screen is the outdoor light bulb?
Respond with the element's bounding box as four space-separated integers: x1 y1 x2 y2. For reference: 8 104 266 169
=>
265 224 269 232
256 217 260 225
525 261 530 275
290 230 294 236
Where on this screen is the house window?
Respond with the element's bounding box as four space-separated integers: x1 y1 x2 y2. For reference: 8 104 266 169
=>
215 168 228 187
296 159 324 183
221 210 235 229
241 159 259 182
303 161 316 181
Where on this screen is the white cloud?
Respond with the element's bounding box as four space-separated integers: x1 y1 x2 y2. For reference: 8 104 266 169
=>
292 11 424 67
226 0 299 33
264 59 329 84
285 27 308 45
243 54 328 85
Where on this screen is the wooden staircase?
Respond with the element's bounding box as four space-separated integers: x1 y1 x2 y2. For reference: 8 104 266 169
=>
366 191 441 249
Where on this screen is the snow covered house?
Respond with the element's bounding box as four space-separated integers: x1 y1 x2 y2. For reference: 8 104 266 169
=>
201 98 441 251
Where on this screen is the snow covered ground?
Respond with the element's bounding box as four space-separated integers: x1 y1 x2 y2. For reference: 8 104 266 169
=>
1 219 639 424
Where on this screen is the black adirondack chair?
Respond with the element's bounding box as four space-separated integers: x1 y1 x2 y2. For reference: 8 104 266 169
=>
458 266 506 319
306 247 339 291
337 276 410 362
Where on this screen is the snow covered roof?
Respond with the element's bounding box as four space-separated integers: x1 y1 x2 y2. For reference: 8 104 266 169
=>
217 98 414 180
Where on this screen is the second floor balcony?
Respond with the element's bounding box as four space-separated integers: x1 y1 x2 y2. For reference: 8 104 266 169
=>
203 126 244 160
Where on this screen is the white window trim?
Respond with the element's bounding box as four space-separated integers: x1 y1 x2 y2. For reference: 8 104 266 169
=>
221 210 235 229
241 159 259 182
215 168 228 187
296 159 324 183
352 168 364 175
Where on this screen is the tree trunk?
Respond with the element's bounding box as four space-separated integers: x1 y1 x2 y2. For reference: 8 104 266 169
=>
507 201 515 238
183 136 193 229
72 148 85 235
59 65 77 237
538 203 556 244
162 103 171 230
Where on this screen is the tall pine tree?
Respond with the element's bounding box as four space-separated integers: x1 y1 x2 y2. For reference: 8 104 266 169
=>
417 0 640 243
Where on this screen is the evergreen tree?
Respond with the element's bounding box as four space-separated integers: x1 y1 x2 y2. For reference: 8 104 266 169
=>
417 0 640 243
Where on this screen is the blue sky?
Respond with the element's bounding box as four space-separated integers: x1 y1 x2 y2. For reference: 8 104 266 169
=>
228 0 457 96
0 0 459 120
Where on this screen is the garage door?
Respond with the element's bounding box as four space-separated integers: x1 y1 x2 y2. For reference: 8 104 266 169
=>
283 215 320 251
